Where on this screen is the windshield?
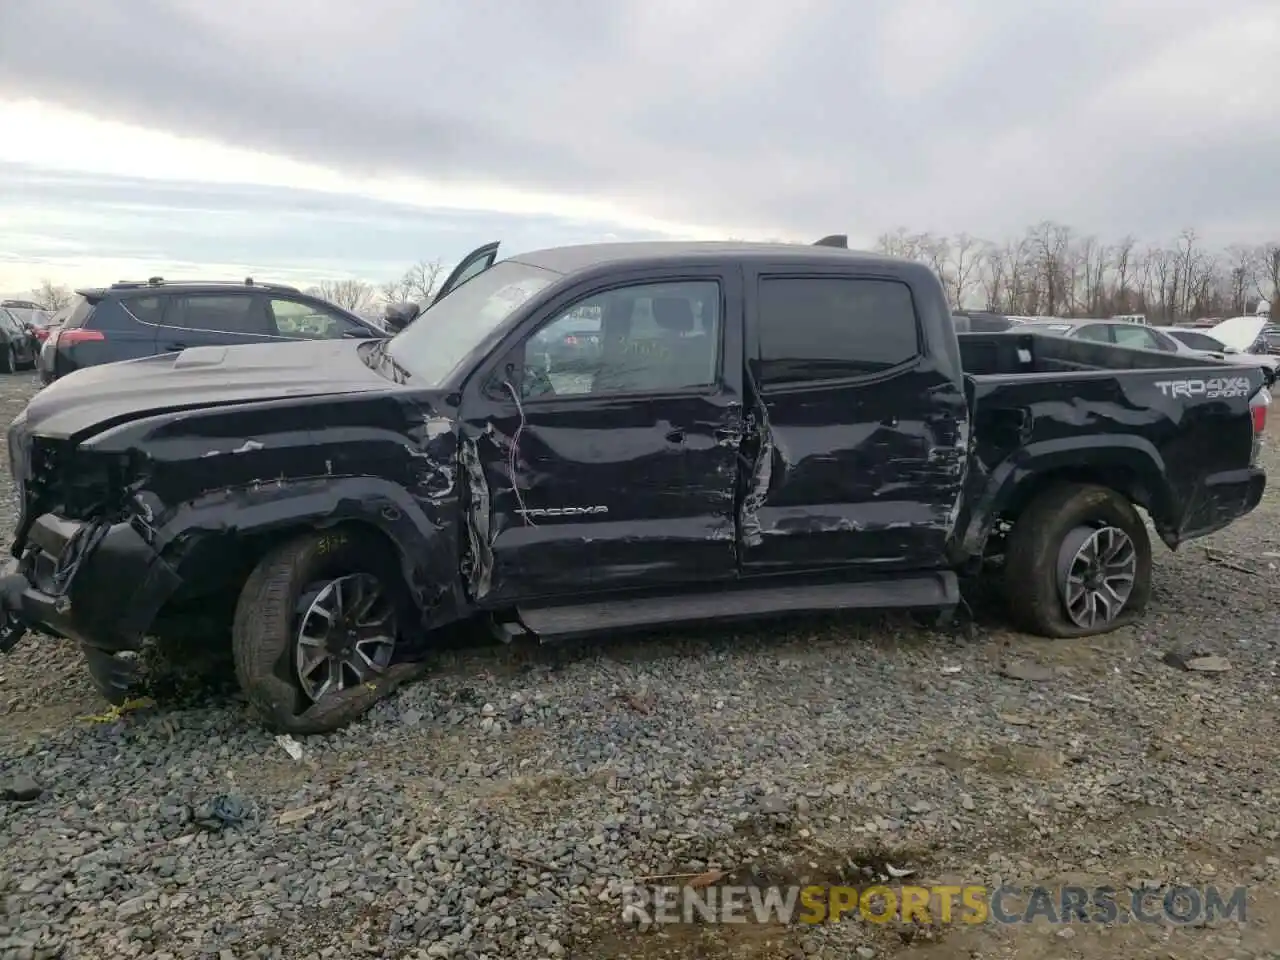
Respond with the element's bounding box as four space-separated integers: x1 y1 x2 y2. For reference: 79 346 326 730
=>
385 260 559 385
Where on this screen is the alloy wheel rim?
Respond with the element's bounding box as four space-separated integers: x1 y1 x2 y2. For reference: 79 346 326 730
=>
1055 525 1137 628
294 573 397 702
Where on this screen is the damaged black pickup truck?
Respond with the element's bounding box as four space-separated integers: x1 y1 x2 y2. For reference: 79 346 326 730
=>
0 238 1270 733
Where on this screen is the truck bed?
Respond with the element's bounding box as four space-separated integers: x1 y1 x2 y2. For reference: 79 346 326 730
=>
954 331 1267 551
957 330 1230 377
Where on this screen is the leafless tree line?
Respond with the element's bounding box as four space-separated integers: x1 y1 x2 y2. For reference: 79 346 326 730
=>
875 222 1280 321
305 259 445 315
25 228 1280 324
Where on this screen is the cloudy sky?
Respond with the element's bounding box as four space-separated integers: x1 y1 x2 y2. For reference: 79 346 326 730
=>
1 0 1277 296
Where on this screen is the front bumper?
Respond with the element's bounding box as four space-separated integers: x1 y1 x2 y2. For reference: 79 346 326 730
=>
0 513 182 701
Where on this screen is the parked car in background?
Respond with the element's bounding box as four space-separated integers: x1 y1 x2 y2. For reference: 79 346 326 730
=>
0 308 40 372
1021 316 1279 377
1263 323 1280 355
1154 326 1235 359
952 310 1014 332
1016 317 1186 352
1204 316 1280 373
528 314 602 372
1 301 54 345
38 278 386 385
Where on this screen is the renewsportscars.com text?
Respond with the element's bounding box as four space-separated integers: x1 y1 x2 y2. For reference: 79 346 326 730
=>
620 883 1248 926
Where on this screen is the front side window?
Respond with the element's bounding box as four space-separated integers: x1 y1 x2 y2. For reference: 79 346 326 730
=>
167 295 271 335
270 299 355 339
519 280 721 399
755 277 919 387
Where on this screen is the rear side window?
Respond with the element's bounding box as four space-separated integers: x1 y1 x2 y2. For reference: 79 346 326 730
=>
1074 324 1113 343
1112 325 1161 350
121 295 165 325
167 295 271 336
1173 331 1222 351
756 277 919 386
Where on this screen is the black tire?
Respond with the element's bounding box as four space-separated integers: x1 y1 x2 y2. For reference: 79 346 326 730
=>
232 526 423 734
0 344 14 374
1003 483 1152 638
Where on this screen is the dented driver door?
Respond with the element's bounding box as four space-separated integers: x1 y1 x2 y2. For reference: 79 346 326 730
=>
462 266 745 604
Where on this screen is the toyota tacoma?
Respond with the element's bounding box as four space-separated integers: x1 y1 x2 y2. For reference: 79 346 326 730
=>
0 238 1269 733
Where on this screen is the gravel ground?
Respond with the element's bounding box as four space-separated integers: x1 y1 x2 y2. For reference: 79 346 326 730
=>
1 369 1278 960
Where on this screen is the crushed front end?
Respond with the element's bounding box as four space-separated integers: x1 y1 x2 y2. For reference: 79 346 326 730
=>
0 415 180 701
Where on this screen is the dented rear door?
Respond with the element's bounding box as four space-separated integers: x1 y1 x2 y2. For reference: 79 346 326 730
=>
738 266 970 572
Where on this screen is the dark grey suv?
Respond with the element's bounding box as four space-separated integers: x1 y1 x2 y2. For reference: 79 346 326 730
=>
38 278 385 385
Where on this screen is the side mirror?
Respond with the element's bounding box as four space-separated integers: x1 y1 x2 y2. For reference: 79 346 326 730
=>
383 301 419 334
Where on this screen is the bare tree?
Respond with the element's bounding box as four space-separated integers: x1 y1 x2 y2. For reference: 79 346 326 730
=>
890 225 1280 321
1225 245 1256 315
1111 235 1136 314
379 259 445 307
1257 243 1280 311
403 260 444 304
314 279 374 313
944 233 983 309
30 279 72 312
979 242 1007 310
1026 221 1072 316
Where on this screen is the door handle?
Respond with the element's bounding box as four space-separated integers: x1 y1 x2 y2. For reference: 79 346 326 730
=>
164 342 188 351
665 428 686 445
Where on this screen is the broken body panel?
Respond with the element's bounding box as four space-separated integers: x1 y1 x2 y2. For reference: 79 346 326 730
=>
0 240 1267 704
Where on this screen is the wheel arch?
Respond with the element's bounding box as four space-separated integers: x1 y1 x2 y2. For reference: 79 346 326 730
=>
960 437 1177 556
157 476 468 634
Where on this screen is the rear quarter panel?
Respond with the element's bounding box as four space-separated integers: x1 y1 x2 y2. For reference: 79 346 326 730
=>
958 364 1265 555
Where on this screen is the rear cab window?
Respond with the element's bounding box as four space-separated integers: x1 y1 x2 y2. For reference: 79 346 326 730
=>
754 275 921 387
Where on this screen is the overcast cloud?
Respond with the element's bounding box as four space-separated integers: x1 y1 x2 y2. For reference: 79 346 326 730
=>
1 0 1278 291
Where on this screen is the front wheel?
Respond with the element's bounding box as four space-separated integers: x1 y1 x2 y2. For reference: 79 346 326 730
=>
232 527 423 733
1003 483 1152 638
0 344 15 374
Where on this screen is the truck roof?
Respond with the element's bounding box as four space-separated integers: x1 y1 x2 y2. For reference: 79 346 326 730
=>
508 240 912 276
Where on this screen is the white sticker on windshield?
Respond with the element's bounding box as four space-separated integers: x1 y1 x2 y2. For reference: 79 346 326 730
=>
492 280 548 305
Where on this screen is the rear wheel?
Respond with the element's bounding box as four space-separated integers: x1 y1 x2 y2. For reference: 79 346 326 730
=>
232 527 422 733
0 344 15 374
1003 483 1152 638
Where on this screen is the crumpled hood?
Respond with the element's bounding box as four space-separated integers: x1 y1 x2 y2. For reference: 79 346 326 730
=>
1209 316 1269 352
19 339 394 440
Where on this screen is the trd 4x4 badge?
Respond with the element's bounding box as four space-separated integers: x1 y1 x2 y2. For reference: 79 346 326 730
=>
1153 377 1253 400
